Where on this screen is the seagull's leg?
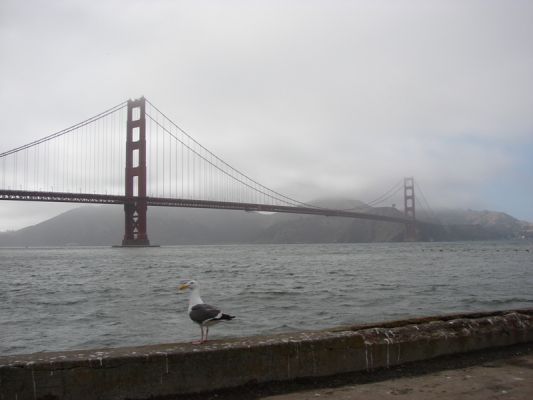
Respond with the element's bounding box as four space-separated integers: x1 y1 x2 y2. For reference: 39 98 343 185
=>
204 327 209 343
192 326 204 345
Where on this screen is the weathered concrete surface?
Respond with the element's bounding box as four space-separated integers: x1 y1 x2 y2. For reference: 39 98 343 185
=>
263 344 533 399
1 309 532 400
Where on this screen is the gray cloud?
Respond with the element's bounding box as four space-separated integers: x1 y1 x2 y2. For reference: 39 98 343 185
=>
1 0 532 230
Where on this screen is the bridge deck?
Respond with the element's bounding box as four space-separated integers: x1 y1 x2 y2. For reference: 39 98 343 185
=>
0 190 413 224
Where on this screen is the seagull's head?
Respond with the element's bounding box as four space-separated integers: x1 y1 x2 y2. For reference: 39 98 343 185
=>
178 279 197 291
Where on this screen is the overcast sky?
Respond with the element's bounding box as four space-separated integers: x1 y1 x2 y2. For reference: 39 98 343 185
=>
0 0 532 230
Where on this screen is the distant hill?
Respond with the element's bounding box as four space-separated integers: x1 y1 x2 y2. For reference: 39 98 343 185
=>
0 205 269 246
254 198 406 243
0 199 529 246
416 209 529 241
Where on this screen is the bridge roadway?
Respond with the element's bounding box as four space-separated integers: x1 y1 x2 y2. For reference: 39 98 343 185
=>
0 189 413 225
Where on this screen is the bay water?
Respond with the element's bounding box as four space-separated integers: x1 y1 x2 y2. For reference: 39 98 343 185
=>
1 241 532 355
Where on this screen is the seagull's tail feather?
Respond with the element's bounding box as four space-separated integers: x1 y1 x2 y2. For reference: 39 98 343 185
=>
220 313 235 320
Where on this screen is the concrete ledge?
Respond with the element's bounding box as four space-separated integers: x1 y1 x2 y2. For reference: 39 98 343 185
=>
1 309 532 400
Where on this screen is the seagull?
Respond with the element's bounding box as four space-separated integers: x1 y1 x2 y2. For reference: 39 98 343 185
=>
178 279 235 344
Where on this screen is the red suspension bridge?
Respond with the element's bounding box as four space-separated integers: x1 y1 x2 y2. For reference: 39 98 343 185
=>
0 97 422 246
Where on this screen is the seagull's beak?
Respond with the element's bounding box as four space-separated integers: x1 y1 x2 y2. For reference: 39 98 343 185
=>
178 283 190 291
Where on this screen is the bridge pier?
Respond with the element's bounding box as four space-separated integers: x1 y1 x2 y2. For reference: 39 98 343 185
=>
121 97 151 246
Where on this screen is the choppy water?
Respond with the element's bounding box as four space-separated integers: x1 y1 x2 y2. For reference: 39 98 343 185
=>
1 241 532 355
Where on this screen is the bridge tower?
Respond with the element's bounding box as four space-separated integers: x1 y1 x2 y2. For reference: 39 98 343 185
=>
122 97 150 246
404 176 417 241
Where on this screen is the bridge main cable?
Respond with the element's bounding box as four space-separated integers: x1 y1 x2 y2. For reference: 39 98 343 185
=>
0 101 127 158
145 98 321 210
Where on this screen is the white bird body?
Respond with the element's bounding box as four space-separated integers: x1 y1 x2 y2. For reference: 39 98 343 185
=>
179 280 235 344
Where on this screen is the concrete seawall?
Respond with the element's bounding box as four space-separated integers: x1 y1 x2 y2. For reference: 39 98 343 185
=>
1 309 532 400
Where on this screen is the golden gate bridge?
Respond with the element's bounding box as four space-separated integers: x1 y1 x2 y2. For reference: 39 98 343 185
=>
0 97 422 246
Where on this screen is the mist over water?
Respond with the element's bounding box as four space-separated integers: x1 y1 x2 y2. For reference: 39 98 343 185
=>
1 241 532 356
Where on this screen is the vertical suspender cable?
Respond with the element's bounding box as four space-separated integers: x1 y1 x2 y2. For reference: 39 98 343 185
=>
162 117 165 197
103 114 106 194
181 128 184 198
109 111 112 194
156 111 159 196
175 123 178 198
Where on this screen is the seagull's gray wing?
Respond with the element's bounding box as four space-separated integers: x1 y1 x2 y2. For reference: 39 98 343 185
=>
189 303 221 324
